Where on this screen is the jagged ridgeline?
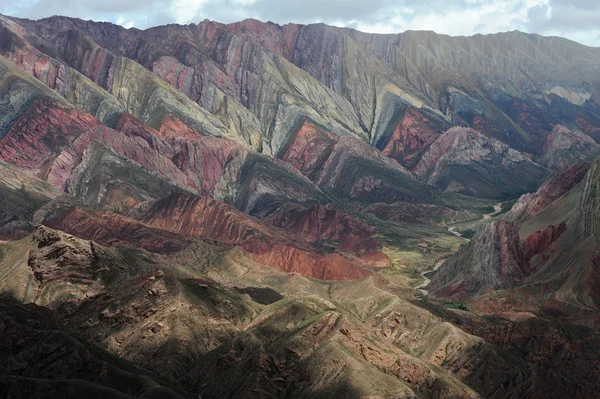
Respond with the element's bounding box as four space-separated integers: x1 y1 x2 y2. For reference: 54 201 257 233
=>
0 14 599 399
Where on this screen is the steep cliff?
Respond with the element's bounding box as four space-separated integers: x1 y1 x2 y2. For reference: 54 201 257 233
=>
429 160 600 328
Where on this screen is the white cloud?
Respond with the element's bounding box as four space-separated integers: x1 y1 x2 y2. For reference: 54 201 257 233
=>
116 16 136 28
0 0 598 46
342 0 550 37
171 0 209 24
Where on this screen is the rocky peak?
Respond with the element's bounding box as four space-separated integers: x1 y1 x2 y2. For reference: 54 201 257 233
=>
414 126 549 197
535 124 600 170
28 225 106 308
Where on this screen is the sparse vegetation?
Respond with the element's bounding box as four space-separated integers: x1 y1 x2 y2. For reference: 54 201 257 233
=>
460 229 476 239
499 199 518 215
444 302 469 311
477 205 495 214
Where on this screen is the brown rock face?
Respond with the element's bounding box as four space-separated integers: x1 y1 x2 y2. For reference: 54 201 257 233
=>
44 207 191 254
141 193 372 280
521 222 567 271
267 204 379 253
27 225 105 308
380 107 441 168
279 121 338 181
430 159 600 330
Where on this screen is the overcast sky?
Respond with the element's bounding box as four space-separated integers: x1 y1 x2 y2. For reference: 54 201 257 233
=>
3 0 599 47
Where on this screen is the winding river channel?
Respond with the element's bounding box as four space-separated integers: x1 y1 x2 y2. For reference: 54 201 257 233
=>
416 202 503 296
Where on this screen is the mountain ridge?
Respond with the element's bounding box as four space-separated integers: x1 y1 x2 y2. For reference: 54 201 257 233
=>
0 12 599 399
15 13 600 51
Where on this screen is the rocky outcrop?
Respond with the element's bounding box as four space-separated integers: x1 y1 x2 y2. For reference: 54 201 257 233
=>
0 297 188 399
141 193 371 280
44 207 191 254
535 124 600 169
378 106 442 168
415 127 549 198
27 225 108 308
266 204 378 253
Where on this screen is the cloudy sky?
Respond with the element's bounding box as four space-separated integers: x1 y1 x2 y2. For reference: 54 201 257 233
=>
2 0 599 47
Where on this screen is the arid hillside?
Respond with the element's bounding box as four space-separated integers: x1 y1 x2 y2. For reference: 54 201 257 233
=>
0 14 600 398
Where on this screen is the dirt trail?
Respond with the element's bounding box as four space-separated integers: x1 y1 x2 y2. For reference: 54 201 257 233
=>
447 227 462 237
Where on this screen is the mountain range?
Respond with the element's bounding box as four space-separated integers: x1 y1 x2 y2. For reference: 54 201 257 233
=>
0 14 600 398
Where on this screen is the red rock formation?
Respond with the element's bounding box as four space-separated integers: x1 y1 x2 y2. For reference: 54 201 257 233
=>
253 245 371 280
0 94 254 199
0 97 98 176
380 107 440 168
49 123 197 192
521 222 567 272
141 193 372 280
114 112 244 195
158 113 204 141
266 204 378 254
516 162 590 219
44 207 190 254
316 254 371 280
142 194 284 246
280 121 338 180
